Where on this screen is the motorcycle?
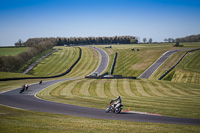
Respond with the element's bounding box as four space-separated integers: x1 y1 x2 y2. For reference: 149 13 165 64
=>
19 85 25 94
105 101 123 114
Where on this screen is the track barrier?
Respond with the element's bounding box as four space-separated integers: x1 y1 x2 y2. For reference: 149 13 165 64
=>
85 75 136 79
110 52 118 75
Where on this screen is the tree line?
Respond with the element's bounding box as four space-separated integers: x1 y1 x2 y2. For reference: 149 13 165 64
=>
23 36 138 46
0 41 55 72
163 34 200 43
175 34 200 42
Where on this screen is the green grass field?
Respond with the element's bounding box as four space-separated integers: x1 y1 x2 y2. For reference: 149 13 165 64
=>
60 46 100 78
96 43 200 77
0 47 28 56
37 78 200 119
1 105 199 133
164 50 200 84
150 51 187 80
1 43 200 132
151 44 200 84
96 43 179 76
0 72 34 79
29 46 80 76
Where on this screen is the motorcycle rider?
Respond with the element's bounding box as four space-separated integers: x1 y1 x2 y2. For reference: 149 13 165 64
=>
25 84 29 90
110 96 122 107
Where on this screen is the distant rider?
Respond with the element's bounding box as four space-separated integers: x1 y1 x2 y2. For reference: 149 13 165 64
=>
110 96 122 107
25 84 29 90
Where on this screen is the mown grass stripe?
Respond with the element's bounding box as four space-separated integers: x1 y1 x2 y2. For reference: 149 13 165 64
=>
86 47 100 74
80 79 95 96
171 84 193 96
48 49 70 75
96 79 107 98
60 80 82 97
110 79 121 97
129 80 143 96
42 49 66 75
31 47 79 77
148 81 169 96
71 81 84 96
122 79 136 97
145 81 165 97
163 82 188 96
140 81 156 96
65 49 86 77
104 82 114 98
89 81 98 97
135 80 151 97
67 47 96 78
117 79 131 97
159 82 179 96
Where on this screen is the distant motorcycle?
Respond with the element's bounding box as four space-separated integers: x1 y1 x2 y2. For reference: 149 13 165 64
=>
19 85 25 94
105 101 123 114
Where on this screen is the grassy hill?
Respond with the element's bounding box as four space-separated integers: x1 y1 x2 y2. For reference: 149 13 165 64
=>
37 78 200 119
1 43 200 132
150 51 187 80
34 43 200 119
164 50 200 84
151 44 200 84
29 46 80 77
96 43 200 77
0 47 28 56
60 46 100 78
96 43 179 76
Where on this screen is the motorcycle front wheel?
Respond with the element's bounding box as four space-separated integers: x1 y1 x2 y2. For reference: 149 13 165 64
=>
105 106 110 113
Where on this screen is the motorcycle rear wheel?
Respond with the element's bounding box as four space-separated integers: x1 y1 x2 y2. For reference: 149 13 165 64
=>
115 108 122 114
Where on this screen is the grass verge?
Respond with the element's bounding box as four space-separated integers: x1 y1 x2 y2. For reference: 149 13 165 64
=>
1 105 200 133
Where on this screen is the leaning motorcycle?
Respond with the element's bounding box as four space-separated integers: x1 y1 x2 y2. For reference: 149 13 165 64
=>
19 86 25 94
105 101 123 114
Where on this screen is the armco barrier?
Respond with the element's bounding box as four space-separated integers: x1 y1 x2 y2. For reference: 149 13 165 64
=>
0 47 82 81
85 75 136 79
110 52 117 75
158 48 200 80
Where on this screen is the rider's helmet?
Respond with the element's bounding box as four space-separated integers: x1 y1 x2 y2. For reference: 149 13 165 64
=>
117 96 120 99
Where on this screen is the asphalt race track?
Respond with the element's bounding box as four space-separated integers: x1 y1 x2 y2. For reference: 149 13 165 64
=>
139 48 195 79
89 47 109 75
0 48 200 125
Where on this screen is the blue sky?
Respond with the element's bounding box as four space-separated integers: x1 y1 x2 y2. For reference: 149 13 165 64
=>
0 0 200 46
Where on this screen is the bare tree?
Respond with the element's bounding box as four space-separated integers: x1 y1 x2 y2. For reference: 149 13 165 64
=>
164 38 168 42
15 39 24 47
148 38 153 43
143 38 147 43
